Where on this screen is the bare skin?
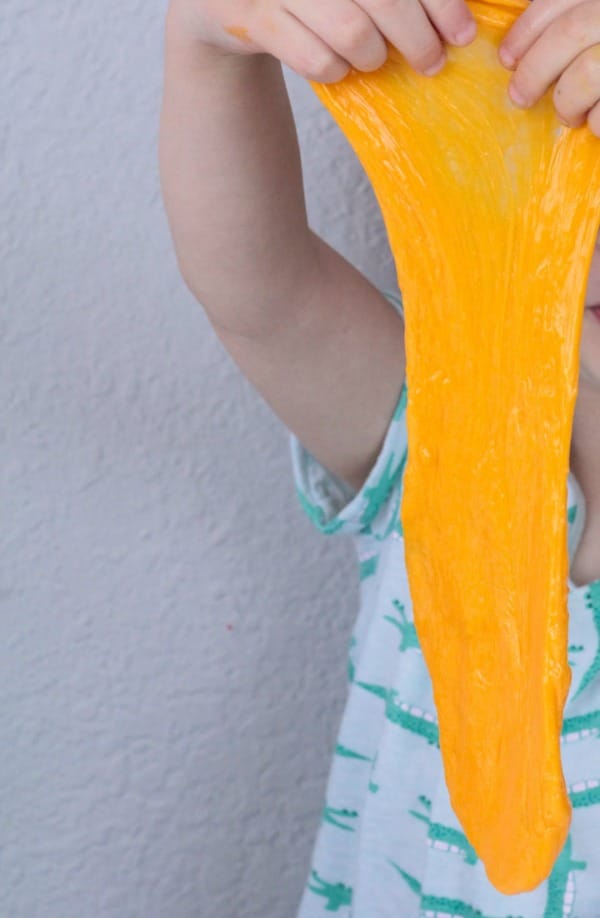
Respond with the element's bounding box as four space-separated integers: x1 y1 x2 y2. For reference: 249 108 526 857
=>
569 232 600 585
161 0 600 582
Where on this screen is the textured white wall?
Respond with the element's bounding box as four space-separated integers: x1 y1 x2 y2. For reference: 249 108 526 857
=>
2 3 396 915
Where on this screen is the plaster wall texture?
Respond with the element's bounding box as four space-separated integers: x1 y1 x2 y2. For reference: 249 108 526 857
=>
2 4 397 915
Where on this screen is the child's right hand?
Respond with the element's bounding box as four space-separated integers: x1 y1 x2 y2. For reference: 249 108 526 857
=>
169 0 477 83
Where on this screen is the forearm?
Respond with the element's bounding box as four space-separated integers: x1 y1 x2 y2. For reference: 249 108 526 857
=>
158 9 321 336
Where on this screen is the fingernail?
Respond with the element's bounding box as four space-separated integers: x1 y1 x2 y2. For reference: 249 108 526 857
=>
508 82 528 107
499 46 515 69
423 54 446 77
454 21 477 45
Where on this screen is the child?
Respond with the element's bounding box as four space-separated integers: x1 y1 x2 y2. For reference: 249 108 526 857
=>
158 0 600 912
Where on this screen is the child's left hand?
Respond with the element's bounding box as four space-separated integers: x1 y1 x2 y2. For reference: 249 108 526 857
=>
498 0 600 136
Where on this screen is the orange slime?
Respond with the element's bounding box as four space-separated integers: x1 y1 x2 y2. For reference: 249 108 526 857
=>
310 0 600 894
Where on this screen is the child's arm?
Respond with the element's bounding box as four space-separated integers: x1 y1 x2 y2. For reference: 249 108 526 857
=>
159 19 321 337
159 6 411 492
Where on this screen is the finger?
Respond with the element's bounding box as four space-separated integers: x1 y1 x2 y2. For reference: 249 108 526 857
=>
361 0 446 75
257 7 352 82
420 0 477 47
553 46 600 126
285 0 388 72
587 97 600 136
499 0 592 70
507 8 600 108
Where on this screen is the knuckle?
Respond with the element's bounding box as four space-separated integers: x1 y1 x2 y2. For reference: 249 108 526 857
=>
511 56 536 94
354 45 389 72
303 48 349 82
300 45 331 77
364 43 389 71
552 88 570 123
561 7 589 47
552 77 587 127
554 104 575 126
413 39 444 71
334 10 374 50
326 60 352 82
578 49 600 84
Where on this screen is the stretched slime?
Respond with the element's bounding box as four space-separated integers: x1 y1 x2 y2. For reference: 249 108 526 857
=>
310 0 600 895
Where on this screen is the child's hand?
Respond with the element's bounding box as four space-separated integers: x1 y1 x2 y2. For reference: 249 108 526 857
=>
171 0 477 83
498 0 600 136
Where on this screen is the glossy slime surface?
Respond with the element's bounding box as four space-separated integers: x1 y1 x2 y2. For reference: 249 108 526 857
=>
311 0 600 895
